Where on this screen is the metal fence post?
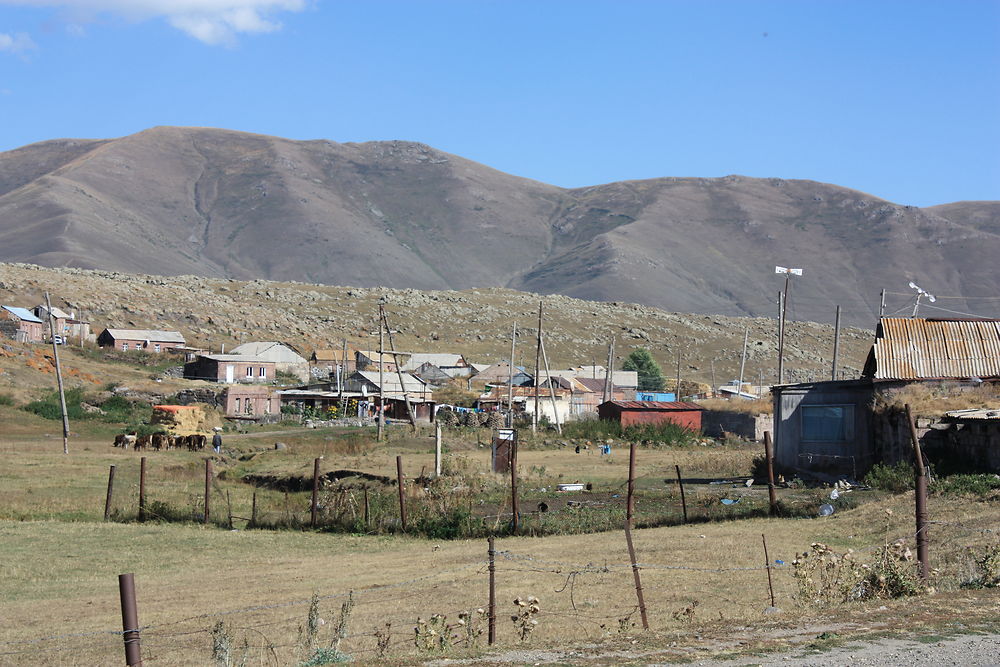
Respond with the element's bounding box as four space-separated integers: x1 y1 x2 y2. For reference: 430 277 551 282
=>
204 459 212 525
118 573 142 666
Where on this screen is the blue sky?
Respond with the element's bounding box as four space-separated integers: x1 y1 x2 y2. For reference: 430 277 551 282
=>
1 0 997 207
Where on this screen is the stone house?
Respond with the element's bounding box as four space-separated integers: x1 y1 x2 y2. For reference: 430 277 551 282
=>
229 341 310 382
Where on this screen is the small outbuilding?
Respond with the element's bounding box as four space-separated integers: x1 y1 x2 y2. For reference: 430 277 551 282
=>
98 328 186 353
184 354 276 384
597 400 704 432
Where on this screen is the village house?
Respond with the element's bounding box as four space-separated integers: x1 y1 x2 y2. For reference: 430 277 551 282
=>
0 305 44 343
31 304 93 344
222 385 278 419
97 328 186 353
402 353 472 377
355 349 408 373
772 317 1000 479
229 341 310 382
477 385 574 425
310 346 357 377
597 400 705 431
183 354 276 384
470 362 532 389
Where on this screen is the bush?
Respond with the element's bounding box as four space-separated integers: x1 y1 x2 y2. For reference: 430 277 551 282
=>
0 393 14 406
932 474 1000 497
23 387 88 421
561 418 698 446
864 462 914 493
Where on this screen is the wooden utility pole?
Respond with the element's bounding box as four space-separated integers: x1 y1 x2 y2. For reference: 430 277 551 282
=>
396 455 408 531
675 349 682 399
905 405 930 582
831 305 841 381
532 302 542 434
539 333 562 434
710 359 717 398
602 339 614 404
763 431 778 515
507 322 517 427
377 310 385 442
510 436 519 533
434 424 442 477
44 292 70 455
381 306 417 430
737 327 749 398
879 289 886 318
338 338 348 418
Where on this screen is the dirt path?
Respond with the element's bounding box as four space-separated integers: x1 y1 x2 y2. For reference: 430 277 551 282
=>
693 632 1000 666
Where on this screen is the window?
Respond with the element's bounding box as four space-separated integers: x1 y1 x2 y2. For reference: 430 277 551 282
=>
122 342 128 351
246 367 253 378
801 405 854 442
234 398 241 413
258 366 266 378
154 344 161 353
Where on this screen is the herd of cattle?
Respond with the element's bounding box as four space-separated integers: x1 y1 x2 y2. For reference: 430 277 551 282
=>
113 433 208 451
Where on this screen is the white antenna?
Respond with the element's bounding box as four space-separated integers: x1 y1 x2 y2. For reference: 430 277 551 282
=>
909 282 936 317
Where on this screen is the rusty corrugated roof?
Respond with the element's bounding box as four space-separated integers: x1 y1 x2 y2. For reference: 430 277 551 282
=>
870 318 1000 380
604 401 704 411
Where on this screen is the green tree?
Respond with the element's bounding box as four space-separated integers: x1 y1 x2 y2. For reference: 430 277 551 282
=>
622 348 665 392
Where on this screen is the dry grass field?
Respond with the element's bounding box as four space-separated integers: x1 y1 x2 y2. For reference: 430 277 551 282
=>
3 411 1000 665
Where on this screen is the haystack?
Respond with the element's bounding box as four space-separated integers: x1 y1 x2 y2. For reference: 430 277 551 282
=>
150 405 222 435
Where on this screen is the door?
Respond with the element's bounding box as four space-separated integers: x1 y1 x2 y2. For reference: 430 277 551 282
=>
225 364 234 383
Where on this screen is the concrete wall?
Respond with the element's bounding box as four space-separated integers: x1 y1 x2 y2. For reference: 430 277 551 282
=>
702 410 773 441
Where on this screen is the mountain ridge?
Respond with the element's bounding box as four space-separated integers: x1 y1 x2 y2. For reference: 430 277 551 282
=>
1 126 997 325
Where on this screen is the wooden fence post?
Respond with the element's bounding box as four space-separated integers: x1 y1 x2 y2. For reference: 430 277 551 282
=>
623 522 650 630
311 457 321 528
138 457 147 522
627 442 637 526
396 455 407 531
905 405 930 582
763 431 778 515
104 465 116 521
510 436 519 533
488 535 496 645
204 459 212 525
674 465 688 524
762 533 776 607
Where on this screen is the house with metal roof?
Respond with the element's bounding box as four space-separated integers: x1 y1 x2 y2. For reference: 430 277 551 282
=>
1 305 45 343
229 341 309 382
773 317 1000 479
97 328 186 353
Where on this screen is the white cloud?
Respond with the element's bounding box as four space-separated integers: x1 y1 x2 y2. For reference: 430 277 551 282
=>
0 1 308 45
0 31 37 54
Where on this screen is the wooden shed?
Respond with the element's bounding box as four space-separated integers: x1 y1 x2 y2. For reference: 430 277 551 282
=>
597 400 704 432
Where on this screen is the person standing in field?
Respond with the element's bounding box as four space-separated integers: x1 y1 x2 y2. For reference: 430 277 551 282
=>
212 429 222 453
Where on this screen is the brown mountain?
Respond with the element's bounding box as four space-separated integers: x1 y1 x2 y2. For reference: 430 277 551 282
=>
0 126 996 325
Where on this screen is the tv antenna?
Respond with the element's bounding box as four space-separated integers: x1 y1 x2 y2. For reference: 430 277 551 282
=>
908 282 936 317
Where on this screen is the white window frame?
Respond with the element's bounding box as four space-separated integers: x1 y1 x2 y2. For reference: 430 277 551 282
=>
258 366 266 378
246 366 253 378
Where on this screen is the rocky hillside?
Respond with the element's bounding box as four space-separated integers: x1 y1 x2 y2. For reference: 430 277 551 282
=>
0 263 873 391
1 127 995 325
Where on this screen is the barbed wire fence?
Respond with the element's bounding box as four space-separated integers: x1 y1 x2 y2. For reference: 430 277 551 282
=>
3 512 997 665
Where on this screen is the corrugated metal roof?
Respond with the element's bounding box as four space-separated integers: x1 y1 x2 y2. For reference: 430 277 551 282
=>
870 318 1000 380
104 328 186 343
604 401 704 411
2 305 43 323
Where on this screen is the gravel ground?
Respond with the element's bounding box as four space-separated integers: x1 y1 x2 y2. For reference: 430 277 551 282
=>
692 632 1000 666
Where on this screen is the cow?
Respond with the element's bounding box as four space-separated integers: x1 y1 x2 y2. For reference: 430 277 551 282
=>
190 434 207 450
134 434 152 451
151 433 169 451
113 433 136 449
